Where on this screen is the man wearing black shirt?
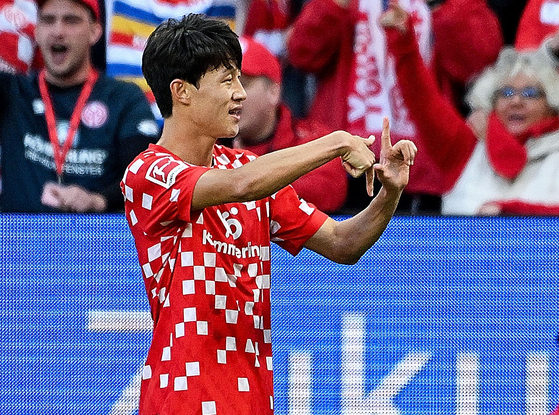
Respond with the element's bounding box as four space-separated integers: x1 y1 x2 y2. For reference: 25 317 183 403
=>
0 0 159 212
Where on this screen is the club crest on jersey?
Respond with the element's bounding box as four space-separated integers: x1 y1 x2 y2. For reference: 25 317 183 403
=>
146 156 187 188
81 101 108 128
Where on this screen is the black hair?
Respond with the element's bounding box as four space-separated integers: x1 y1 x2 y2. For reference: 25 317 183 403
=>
142 14 242 118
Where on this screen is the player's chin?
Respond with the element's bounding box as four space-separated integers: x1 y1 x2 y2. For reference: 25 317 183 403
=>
223 124 240 138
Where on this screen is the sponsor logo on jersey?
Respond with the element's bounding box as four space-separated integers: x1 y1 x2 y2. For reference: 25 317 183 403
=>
202 229 265 260
81 101 108 128
146 156 187 188
217 207 243 240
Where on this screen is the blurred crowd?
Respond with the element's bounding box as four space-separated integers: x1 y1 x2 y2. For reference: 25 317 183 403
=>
2 0 559 216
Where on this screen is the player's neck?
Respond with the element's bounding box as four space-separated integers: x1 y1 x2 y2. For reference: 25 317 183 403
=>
158 120 215 167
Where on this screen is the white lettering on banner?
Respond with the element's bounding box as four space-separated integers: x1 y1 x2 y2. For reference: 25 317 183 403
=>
526 352 549 415
87 310 553 415
288 352 313 415
347 1 387 136
341 312 431 415
347 0 431 138
457 352 479 415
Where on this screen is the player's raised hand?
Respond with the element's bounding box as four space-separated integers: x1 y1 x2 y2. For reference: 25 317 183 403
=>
339 133 377 178
373 117 417 193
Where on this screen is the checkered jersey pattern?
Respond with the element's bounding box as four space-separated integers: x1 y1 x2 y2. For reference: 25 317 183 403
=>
121 144 327 415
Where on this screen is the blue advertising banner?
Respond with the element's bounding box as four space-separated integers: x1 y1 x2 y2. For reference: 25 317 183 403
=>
0 214 558 415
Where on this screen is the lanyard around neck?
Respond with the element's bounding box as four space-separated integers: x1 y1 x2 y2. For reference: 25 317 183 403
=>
38 68 99 181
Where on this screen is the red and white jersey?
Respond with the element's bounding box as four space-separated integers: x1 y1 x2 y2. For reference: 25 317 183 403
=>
121 143 327 415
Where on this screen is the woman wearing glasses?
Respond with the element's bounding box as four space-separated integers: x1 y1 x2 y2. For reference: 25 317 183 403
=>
380 1 559 215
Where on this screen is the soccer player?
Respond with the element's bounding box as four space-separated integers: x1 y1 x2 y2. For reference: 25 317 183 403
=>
121 13 416 415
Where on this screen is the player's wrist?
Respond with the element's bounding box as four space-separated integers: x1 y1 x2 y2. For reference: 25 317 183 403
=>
327 131 359 160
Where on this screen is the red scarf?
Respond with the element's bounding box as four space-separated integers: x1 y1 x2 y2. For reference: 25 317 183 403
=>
486 112 559 180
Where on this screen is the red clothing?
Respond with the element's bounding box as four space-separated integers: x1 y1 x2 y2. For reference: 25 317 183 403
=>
121 143 327 414
287 0 443 196
287 0 501 197
431 0 503 110
286 0 358 140
516 0 559 50
386 23 559 216
386 25 476 193
243 0 290 36
550 404 559 415
235 105 348 213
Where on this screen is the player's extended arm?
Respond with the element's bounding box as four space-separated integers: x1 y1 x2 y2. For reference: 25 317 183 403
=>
191 130 376 211
304 118 417 264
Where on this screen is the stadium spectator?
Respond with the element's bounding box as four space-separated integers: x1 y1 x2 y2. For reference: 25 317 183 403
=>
122 13 416 414
286 0 502 214
0 0 159 212
381 1 559 215
286 0 439 215
232 36 348 213
241 0 312 118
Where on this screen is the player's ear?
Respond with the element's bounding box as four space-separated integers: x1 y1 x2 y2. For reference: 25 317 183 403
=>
170 79 192 106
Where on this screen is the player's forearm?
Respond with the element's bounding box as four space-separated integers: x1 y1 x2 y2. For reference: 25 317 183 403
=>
339 187 402 261
193 131 361 209
305 188 401 264
305 186 402 264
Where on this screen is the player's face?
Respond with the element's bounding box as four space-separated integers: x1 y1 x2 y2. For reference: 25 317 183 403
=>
190 65 247 139
35 0 101 85
494 72 556 136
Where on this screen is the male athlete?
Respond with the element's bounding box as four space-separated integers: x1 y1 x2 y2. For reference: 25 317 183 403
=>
121 13 416 415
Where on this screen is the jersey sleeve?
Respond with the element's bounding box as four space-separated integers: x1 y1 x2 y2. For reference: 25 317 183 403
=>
268 185 328 256
121 151 208 235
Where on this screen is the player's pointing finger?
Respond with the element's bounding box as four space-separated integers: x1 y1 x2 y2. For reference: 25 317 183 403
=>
381 116 392 150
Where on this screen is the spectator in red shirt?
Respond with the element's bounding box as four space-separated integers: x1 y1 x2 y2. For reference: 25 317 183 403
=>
380 1 559 216
233 36 348 213
286 0 502 214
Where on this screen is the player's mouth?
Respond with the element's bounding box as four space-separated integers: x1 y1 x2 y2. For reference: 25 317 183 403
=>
229 106 242 121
